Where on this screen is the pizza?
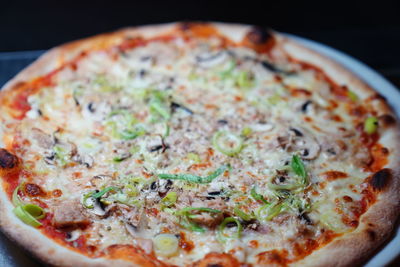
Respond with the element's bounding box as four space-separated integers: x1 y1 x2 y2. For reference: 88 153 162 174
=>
0 22 399 267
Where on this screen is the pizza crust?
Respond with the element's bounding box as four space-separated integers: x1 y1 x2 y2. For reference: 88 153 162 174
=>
0 22 399 267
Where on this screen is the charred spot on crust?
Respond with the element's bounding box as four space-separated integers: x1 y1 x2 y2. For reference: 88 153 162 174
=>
0 149 19 169
179 21 206 31
245 26 272 45
180 21 194 31
371 93 387 102
378 114 396 127
369 168 392 191
366 229 376 241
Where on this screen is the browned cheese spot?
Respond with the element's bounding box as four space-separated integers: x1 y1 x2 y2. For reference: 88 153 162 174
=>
25 183 46 197
0 148 19 169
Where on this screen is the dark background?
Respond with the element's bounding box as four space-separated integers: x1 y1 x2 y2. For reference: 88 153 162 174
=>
0 0 399 87
0 1 399 266
0 0 400 88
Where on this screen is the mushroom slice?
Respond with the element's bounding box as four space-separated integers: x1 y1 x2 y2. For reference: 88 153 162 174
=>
277 127 320 159
72 153 94 168
65 230 81 242
125 222 138 237
196 50 228 68
91 198 107 216
31 128 54 149
251 123 274 132
90 174 113 187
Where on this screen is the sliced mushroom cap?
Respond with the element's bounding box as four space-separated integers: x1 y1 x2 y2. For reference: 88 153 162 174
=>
72 153 94 168
84 197 107 216
277 127 320 160
90 174 113 187
124 210 148 236
31 128 55 149
195 50 229 68
125 222 138 237
189 211 224 228
57 140 78 158
251 123 274 132
65 230 81 242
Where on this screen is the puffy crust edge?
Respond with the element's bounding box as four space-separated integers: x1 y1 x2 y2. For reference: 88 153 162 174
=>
0 22 399 267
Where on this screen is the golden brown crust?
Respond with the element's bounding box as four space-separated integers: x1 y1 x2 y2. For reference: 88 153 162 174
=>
0 21 399 267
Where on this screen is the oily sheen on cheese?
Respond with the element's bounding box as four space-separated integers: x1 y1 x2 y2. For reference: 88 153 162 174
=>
0 24 394 266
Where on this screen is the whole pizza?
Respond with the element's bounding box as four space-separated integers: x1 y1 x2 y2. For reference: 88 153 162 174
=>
0 22 399 267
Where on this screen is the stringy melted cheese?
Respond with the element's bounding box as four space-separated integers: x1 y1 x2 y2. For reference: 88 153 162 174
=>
1 32 384 265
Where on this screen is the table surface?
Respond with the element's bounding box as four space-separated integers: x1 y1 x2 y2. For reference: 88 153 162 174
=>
0 46 399 266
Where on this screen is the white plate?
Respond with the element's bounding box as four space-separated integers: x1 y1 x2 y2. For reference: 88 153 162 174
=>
0 34 399 266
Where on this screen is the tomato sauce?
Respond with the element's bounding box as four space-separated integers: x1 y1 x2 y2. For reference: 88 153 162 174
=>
178 232 194 252
40 214 68 242
322 171 348 181
2 168 21 197
368 143 389 172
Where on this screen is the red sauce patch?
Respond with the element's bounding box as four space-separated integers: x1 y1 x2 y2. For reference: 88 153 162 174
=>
40 213 68 242
186 23 220 38
146 208 159 217
249 240 259 249
322 171 348 181
52 189 63 197
6 76 54 120
189 162 212 171
349 105 367 118
290 88 312 97
331 114 343 122
359 130 379 148
368 144 389 172
1 167 21 198
105 244 166 266
193 252 240 267
343 195 353 202
257 249 289 266
72 172 82 179
179 232 194 252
